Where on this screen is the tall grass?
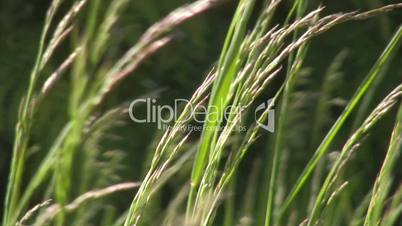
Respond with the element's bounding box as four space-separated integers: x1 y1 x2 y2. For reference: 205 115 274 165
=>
2 0 402 226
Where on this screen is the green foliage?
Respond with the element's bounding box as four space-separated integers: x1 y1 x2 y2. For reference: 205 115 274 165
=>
1 0 402 226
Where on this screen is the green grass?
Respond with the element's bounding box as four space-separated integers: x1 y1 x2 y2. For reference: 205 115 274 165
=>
1 0 402 226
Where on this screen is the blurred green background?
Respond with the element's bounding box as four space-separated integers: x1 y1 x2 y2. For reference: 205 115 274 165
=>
0 0 401 223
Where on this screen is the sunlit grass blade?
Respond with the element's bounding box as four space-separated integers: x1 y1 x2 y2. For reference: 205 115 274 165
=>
279 25 402 219
381 184 402 226
2 1 64 225
308 83 402 225
187 0 256 216
364 103 402 226
264 1 308 225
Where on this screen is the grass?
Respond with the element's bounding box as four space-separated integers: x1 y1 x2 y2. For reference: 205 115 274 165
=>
1 0 402 226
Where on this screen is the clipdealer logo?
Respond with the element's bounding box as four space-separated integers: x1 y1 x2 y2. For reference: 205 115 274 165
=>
254 98 275 132
128 98 275 132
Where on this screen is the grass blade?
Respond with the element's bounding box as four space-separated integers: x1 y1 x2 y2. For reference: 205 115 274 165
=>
280 25 402 219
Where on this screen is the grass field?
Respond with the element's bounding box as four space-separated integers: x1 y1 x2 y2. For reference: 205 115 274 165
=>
1 0 402 225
